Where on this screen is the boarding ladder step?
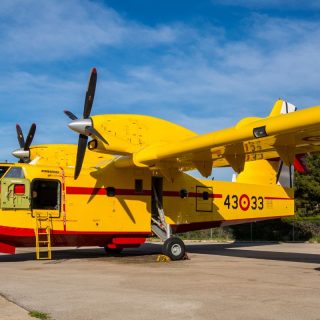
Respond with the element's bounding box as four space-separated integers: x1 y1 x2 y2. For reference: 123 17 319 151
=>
35 213 52 260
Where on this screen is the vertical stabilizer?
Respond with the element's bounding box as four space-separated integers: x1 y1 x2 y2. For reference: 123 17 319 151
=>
269 99 297 117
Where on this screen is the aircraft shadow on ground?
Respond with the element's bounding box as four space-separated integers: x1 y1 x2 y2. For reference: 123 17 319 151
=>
186 242 320 264
0 244 160 262
0 242 319 264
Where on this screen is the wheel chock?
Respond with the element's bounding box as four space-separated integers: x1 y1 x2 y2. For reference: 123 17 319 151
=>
156 254 171 262
183 253 190 260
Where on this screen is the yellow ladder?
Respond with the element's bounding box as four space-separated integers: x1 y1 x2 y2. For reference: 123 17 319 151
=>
35 213 52 260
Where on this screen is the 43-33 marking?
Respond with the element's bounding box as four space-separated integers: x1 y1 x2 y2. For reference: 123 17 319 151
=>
223 194 264 211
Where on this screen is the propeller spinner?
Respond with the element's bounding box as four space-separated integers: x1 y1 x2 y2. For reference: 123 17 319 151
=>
12 123 36 162
64 68 107 180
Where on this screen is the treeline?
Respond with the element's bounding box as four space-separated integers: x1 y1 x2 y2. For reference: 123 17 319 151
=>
184 154 320 242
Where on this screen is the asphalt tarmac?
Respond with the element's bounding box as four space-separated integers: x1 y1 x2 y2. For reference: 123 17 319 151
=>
0 242 320 320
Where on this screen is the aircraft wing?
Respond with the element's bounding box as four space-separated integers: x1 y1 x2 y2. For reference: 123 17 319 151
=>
114 104 320 177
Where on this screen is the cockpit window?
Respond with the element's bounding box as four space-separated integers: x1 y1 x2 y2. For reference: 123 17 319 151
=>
5 167 25 179
0 166 9 179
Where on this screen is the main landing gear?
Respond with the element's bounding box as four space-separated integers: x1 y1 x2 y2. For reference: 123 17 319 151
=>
151 185 186 260
162 236 186 261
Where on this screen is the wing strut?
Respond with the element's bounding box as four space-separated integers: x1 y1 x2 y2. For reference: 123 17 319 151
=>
151 183 171 241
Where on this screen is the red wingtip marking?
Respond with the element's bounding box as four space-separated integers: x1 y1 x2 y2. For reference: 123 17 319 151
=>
92 67 97 74
294 156 307 174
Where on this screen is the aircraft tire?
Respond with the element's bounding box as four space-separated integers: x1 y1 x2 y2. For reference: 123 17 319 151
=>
163 237 186 261
104 247 123 255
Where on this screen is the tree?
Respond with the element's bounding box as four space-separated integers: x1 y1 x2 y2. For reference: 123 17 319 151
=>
295 154 320 216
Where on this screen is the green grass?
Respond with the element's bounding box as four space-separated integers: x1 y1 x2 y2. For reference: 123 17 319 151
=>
309 236 320 243
283 216 320 222
28 310 50 320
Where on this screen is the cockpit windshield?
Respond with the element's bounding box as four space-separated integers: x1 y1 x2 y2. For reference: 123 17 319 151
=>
0 166 10 179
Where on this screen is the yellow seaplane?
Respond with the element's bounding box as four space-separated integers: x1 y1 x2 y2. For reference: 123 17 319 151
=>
0 68 317 260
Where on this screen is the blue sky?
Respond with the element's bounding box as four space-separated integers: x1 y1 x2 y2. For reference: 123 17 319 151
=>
0 0 320 180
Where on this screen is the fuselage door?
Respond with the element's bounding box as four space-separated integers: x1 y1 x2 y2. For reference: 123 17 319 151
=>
196 186 213 212
31 179 61 218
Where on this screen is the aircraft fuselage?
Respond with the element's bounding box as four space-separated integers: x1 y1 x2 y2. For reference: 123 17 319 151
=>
0 162 294 254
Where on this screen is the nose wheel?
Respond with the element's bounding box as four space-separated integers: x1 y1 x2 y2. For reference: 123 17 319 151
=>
162 237 186 261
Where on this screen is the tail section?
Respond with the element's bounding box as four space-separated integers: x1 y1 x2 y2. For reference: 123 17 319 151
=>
268 99 297 117
235 99 300 187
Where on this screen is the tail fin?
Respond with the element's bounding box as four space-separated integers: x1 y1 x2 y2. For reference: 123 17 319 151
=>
268 99 297 117
235 99 298 187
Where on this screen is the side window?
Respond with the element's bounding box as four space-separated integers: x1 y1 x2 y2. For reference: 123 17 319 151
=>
31 179 60 211
5 167 25 179
0 166 9 179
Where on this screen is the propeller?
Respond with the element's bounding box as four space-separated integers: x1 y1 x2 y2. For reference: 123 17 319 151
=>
12 123 36 162
64 68 107 180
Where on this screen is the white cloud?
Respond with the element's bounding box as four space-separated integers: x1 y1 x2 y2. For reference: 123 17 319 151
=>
1 1 320 171
108 14 320 113
0 0 181 62
2 11 320 131
215 0 320 9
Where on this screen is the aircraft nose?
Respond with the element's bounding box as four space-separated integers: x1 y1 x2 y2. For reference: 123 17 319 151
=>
68 118 92 135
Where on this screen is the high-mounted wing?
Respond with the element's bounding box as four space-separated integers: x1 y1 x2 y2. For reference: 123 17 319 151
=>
113 100 320 177
64 68 320 180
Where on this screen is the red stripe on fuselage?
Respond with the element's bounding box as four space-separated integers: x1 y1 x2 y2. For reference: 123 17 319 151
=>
66 187 152 196
0 225 150 237
264 196 293 200
66 187 223 198
0 225 150 248
66 187 291 201
67 187 294 200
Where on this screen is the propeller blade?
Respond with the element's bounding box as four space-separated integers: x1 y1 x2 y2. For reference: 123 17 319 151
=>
68 68 99 179
64 110 78 120
74 134 88 180
83 68 97 119
24 123 36 151
16 124 25 149
85 126 108 145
